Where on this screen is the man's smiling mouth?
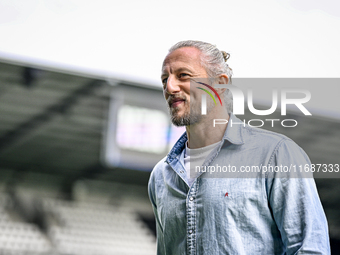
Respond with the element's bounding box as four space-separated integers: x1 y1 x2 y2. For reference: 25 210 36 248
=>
168 97 186 108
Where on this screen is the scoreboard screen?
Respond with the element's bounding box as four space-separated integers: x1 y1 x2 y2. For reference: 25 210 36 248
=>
102 83 185 171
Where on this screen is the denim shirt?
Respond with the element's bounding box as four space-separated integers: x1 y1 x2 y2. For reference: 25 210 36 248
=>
148 113 330 255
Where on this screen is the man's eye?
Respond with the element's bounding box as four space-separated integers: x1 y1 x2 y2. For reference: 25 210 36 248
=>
179 73 189 78
162 77 168 85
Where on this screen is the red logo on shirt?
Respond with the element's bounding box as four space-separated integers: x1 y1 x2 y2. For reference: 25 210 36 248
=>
225 192 229 197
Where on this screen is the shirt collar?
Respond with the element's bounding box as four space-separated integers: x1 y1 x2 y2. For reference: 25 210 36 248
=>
166 131 187 163
222 112 245 145
166 112 244 163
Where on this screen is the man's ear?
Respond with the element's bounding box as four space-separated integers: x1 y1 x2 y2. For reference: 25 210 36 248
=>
218 74 229 85
215 74 229 94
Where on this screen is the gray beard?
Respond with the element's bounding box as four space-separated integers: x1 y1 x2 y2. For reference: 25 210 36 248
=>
169 107 200 126
168 98 214 127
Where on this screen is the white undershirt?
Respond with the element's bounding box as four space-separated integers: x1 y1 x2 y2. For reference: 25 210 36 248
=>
183 141 221 187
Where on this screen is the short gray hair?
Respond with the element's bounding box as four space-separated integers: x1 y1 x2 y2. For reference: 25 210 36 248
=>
168 40 233 112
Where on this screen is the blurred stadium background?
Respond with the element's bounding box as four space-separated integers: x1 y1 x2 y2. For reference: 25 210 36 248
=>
0 59 339 254
1 0 339 254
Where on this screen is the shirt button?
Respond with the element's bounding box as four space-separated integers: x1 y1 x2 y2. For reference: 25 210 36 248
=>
188 229 193 234
180 170 184 173
189 197 194 201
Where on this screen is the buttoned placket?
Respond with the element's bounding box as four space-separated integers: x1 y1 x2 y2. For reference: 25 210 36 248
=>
187 179 199 255
167 152 199 254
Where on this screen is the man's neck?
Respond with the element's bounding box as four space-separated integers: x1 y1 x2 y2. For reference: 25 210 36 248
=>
185 107 229 149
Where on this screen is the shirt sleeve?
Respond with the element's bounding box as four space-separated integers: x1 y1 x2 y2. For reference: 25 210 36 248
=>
266 139 330 255
148 171 166 255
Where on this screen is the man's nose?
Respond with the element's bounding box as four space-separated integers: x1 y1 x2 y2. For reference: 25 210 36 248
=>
164 76 180 95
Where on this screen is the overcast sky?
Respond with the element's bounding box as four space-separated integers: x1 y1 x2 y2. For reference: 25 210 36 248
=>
0 0 339 117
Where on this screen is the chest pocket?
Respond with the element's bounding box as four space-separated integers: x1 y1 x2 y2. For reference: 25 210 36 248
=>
201 178 266 216
222 180 267 230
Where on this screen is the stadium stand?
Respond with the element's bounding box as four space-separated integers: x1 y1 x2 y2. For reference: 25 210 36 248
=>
43 199 156 255
0 180 156 255
0 194 52 254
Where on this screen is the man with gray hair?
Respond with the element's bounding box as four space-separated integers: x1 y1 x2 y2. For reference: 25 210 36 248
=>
148 40 330 254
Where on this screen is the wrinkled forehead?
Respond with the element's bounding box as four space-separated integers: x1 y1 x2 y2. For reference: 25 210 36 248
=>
162 47 202 71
